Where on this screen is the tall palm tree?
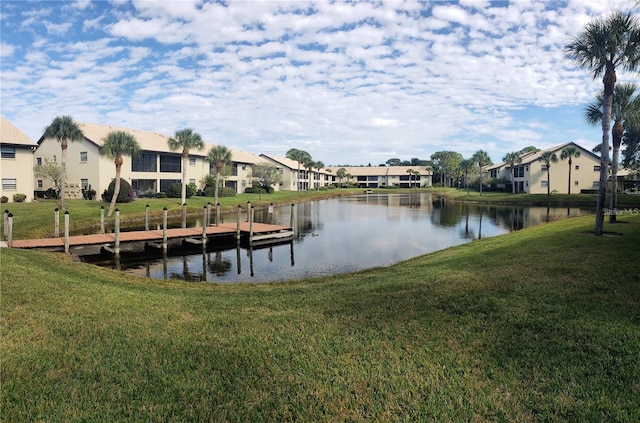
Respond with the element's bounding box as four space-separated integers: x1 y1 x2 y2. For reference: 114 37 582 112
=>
538 151 558 196
99 131 141 217
406 168 414 188
472 150 492 196
42 116 85 209
168 128 205 205
286 148 311 191
459 158 475 196
559 145 581 195
565 11 640 234
503 151 522 194
314 161 325 190
585 83 640 222
206 145 232 207
336 168 347 187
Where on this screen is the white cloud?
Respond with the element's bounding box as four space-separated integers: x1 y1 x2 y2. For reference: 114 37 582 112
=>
0 42 15 57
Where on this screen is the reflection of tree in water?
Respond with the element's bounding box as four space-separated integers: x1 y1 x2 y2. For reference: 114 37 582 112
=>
431 197 465 227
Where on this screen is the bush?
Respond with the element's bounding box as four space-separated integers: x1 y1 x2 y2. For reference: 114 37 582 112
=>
101 178 134 204
0 196 8 203
13 194 27 203
205 186 236 198
82 184 96 200
166 183 196 199
155 192 167 198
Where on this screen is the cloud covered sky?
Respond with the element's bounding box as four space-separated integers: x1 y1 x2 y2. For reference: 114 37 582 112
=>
1 0 637 165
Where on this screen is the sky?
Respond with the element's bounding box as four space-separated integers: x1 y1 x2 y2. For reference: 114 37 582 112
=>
1 0 638 166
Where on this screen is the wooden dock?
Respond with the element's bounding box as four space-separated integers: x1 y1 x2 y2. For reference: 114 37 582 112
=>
9 222 293 252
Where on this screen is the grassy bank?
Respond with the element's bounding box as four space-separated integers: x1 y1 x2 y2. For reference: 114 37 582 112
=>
2 214 639 421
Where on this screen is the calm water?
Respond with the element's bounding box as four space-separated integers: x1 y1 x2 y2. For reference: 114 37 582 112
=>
84 193 593 283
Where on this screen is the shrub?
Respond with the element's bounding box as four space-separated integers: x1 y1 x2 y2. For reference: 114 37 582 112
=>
13 194 27 203
166 183 197 199
0 196 8 203
101 178 134 204
155 192 167 198
205 186 236 198
82 184 96 200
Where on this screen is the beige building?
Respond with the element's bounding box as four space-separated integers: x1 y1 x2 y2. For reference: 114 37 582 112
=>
484 142 602 194
34 121 268 199
1 116 37 202
259 154 333 191
326 165 432 189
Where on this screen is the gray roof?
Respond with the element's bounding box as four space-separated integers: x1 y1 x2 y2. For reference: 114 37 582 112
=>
1 116 37 147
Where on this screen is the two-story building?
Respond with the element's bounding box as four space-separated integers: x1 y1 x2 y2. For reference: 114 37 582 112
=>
325 166 432 189
484 142 602 194
1 116 37 202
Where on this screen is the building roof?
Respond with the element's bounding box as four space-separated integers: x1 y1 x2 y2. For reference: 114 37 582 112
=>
260 154 313 171
37 121 260 163
1 116 37 147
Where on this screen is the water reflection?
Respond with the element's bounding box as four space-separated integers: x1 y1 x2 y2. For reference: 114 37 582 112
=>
83 193 593 283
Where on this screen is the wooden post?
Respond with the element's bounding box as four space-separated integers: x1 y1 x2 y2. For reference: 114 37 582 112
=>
3 209 8 241
249 206 255 245
100 206 105 234
55 208 60 238
64 210 70 254
6 213 13 247
236 205 242 243
268 202 274 224
207 202 212 227
114 209 120 256
201 205 207 246
162 207 168 252
216 203 221 226
182 203 187 228
290 203 295 236
246 201 251 221
145 204 150 231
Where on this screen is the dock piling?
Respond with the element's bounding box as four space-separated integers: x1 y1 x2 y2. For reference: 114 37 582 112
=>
236 205 242 242
202 205 207 245
114 209 120 256
100 206 105 234
55 208 60 238
4 209 8 241
162 207 168 251
145 204 150 231
64 210 69 254
182 203 187 228
7 213 13 247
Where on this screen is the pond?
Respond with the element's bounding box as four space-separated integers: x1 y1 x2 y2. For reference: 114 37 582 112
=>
83 193 593 283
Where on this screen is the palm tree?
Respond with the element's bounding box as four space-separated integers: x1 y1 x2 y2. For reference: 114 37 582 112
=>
503 152 522 194
565 11 640 234
459 158 475 196
314 161 325 190
585 83 640 222
336 168 347 187
472 150 492 196
206 145 232 207
559 145 581 195
538 151 558 196
99 131 140 217
168 128 205 205
406 168 414 188
42 116 85 209
286 148 311 191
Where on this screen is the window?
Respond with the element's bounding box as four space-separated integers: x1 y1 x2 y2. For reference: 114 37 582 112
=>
574 181 579 186
490 169 497 178
189 179 196 185
36 157 42 166
541 164 548 171
81 179 89 189
2 178 17 190
525 165 529 172
1 147 15 159
368 176 378 181
80 151 88 163
160 155 181 173
189 157 196 166
242 180 246 187
594 166 601 172
132 153 157 172
514 166 524 178
37 180 43 189
541 180 548 187
53 155 57 162
242 164 246 170
160 179 180 193
575 165 580 170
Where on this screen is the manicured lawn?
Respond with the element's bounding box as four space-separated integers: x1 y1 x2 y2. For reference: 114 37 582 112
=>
2 214 639 421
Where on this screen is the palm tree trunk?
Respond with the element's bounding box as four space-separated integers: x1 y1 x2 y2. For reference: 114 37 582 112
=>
595 66 615 235
609 135 622 223
512 167 516 194
60 139 68 209
181 151 188 205
568 159 572 195
108 165 121 217
547 169 551 196
214 168 221 207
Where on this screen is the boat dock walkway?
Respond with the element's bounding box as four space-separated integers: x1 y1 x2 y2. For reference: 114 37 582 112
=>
9 222 293 252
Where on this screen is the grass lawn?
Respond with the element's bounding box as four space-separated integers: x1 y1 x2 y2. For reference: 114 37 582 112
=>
2 213 639 421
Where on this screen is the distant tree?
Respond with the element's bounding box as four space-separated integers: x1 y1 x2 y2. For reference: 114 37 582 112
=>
585 83 640 221
459 159 476 196
336 168 347 187
430 151 463 187
314 161 325 190
565 10 640 234
42 115 85 209
34 158 65 197
100 131 141 216
560 146 581 195
251 163 282 191
206 145 232 207
168 128 205 205
286 148 312 191
472 150 492 196
519 146 540 155
386 158 402 166
503 151 523 194
538 151 558 196
622 123 640 169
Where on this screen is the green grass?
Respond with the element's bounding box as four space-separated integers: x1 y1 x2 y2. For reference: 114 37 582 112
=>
2 214 639 421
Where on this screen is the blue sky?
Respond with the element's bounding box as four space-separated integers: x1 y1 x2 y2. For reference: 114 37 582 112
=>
1 0 637 166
